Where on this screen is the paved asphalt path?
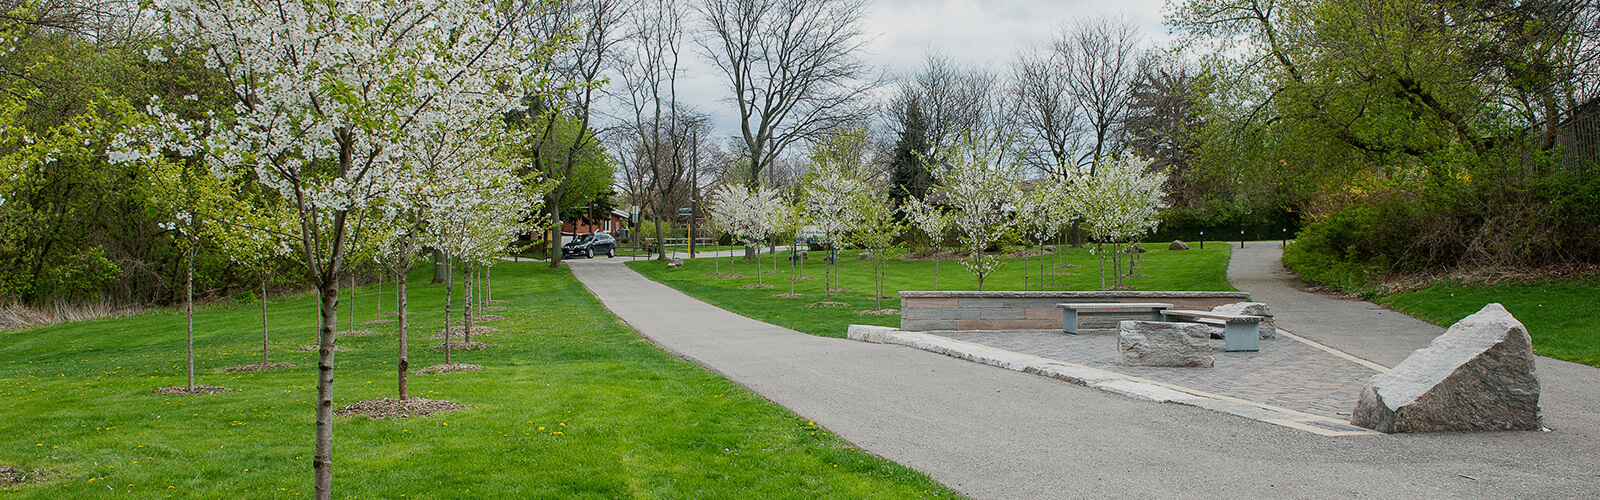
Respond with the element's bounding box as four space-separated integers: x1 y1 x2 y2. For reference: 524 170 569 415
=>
568 253 1600 499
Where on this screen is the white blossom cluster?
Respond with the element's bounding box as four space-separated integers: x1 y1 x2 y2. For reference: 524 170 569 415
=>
929 136 1024 289
802 165 869 249
1070 152 1166 245
708 183 782 247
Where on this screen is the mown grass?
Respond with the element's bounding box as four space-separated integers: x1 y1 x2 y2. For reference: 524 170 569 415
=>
1378 278 1600 367
0 262 961 498
628 244 1235 338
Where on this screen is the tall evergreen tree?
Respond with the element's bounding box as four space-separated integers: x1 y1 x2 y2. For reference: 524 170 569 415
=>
888 100 935 206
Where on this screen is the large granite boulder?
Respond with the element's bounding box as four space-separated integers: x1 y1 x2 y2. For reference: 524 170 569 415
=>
1350 303 1542 433
1211 302 1277 339
1118 321 1214 368
1120 244 1147 254
1169 240 1190 251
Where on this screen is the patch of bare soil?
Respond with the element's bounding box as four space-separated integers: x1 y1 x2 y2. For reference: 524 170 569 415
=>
0 466 62 486
1123 274 1147 278
868 295 893 300
1048 272 1077 276
1001 248 1055 259
1054 264 1081 269
762 270 787 274
293 345 351 352
702 272 727 276
773 293 804 298
825 288 851 293
154 385 231 395
432 341 492 352
335 397 465 419
741 283 776 289
1043 282 1074 287
225 362 294 373
358 319 394 325
719 274 748 279
479 306 506 311
473 315 504 322
431 326 499 339
484 300 506 305
339 329 379 337
415 363 483 374
807 301 848 308
788 276 815 281
857 309 899 315
898 249 963 261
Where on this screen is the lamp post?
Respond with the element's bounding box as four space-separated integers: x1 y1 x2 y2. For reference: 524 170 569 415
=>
1199 230 1204 250
1240 230 1245 249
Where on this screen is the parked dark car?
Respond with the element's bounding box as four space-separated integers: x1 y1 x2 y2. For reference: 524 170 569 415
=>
562 232 616 258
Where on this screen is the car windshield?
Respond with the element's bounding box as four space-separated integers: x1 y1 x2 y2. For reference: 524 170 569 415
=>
571 234 594 244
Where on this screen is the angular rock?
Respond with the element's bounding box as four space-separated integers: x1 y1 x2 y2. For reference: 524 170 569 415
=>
1169 240 1190 250
1211 302 1277 339
857 251 874 259
1120 244 1147 254
668 257 684 268
1350 303 1542 433
1118 320 1214 368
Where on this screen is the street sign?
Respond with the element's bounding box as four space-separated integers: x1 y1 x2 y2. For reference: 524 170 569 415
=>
678 207 692 216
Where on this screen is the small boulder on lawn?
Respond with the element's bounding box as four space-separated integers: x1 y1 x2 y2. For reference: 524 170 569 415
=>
1350 303 1542 433
1210 302 1276 339
857 251 873 259
1169 240 1190 251
1118 320 1214 368
1120 244 1147 254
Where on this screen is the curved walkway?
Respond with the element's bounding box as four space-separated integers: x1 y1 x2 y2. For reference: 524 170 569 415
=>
567 249 1600 499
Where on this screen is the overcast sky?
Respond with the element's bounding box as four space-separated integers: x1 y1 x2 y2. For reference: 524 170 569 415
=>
669 0 1173 146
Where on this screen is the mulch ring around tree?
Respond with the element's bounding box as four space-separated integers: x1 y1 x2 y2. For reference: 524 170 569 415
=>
788 276 815 281
338 329 380 338
432 341 492 352
293 345 352 352
719 274 749 279
702 272 727 277
1054 264 1081 269
1048 271 1077 276
857 309 900 315
773 293 804 298
334 397 465 419
484 300 506 305
225 362 294 373
383 311 415 316
430 326 499 339
479 306 506 311
806 301 848 308
358 319 395 325
0 466 63 486
762 270 787 274
825 288 851 293
153 385 232 396
472 315 504 322
741 283 776 289
415 363 482 375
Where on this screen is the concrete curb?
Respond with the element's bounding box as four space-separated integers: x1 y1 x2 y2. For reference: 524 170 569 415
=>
847 324 1379 437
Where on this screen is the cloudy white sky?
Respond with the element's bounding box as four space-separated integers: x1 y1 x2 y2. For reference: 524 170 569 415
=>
671 0 1173 144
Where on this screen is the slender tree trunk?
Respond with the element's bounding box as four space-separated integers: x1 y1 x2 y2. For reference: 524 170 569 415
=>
312 278 338 500
463 264 474 343
444 255 453 364
186 244 195 390
347 274 355 331
397 265 409 400
262 272 270 364
1097 241 1106 290
486 266 492 303
755 243 763 286
1023 244 1030 291
376 272 381 317
933 245 939 291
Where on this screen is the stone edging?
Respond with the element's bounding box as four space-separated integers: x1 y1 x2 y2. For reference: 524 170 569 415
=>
846 324 1378 437
898 291 1251 299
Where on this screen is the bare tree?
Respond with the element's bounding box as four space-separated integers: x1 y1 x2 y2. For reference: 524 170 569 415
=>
695 0 876 190
1056 15 1146 174
1010 45 1083 179
616 0 697 260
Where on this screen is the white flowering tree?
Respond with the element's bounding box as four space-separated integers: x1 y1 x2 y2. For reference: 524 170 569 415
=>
134 0 558 496
802 162 868 302
208 193 299 370
1016 180 1069 291
903 198 951 291
708 183 781 286
770 196 807 297
846 187 902 311
1070 153 1166 289
929 135 1024 291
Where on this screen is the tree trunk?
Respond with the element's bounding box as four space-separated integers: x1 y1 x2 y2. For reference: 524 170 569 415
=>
347 274 355 331
548 207 564 269
431 248 447 284
485 266 492 303
397 267 409 400
376 272 382 317
443 255 453 364
933 245 939 291
262 273 270 364
186 244 195 390
463 264 474 343
312 278 338 500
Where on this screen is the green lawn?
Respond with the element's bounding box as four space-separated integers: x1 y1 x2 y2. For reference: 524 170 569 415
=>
0 263 960 498
628 244 1235 338
1378 278 1600 367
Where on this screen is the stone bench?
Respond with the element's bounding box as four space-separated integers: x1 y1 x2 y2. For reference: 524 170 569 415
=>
899 291 1250 331
1161 309 1263 352
1057 302 1173 334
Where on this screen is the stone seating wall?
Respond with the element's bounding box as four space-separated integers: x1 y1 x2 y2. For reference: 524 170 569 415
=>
899 291 1252 331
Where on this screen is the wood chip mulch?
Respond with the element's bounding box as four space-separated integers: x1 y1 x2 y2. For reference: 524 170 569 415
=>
1048 272 1077 276
762 270 787 274
225 362 295 373
473 315 505 322
383 311 414 316
479 306 506 311
358 319 395 325
806 301 848 308
702 272 727 276
484 300 506 305
0 466 61 486
788 276 815 281
773 293 804 298
430 326 499 339
825 288 851 292
339 329 379 337
1054 264 1081 269
154 385 232 395
719 274 748 279
334 397 465 419
294 345 351 352
740 283 776 289
415 363 483 374
857 309 900 315
431 341 492 352
1123 274 1148 278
